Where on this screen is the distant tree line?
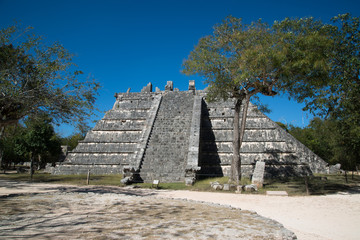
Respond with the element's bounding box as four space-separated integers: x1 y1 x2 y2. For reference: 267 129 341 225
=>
277 117 360 172
0 115 85 176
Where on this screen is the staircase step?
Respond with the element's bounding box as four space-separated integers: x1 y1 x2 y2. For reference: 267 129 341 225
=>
139 92 194 182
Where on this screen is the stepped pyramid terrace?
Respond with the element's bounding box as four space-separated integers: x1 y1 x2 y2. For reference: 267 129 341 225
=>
53 81 328 184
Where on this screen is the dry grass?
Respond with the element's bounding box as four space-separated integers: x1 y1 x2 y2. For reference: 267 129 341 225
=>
1 171 359 196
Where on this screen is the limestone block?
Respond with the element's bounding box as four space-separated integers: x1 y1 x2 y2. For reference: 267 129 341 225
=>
210 181 223 190
73 142 137 153
84 131 142 143
207 106 263 118
264 164 312 178
141 82 152 92
188 80 195 91
240 142 293 153
201 142 233 153
66 152 132 164
251 161 265 188
165 81 173 91
202 129 286 142
202 117 276 131
114 99 153 109
104 110 148 120
328 163 341 174
200 152 284 166
93 119 145 131
244 184 258 192
54 164 123 175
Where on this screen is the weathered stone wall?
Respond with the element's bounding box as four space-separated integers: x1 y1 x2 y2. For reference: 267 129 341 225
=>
197 91 327 178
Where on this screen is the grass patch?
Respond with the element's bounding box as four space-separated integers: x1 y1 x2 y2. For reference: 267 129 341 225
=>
131 176 250 192
132 176 252 192
260 174 360 196
192 176 250 191
133 182 191 190
0 171 359 196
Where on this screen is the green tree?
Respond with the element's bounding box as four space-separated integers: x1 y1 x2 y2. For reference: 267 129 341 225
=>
0 24 100 130
182 16 331 183
0 124 26 171
14 116 61 179
286 118 333 163
61 132 85 151
277 14 360 171
282 117 359 176
0 24 100 169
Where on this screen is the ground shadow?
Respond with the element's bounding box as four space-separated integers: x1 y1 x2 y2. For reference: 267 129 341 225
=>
0 179 157 197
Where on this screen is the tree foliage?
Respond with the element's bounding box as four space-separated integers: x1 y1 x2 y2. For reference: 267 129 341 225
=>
0 124 27 169
0 24 100 129
281 117 360 171
61 132 85 151
275 14 360 171
275 14 359 120
13 115 61 178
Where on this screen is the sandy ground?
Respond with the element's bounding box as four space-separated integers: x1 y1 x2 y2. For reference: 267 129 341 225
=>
1 180 359 240
0 180 295 239
154 189 360 240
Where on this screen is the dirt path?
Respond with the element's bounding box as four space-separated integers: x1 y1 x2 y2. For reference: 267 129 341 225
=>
154 190 360 240
1 180 359 240
0 180 294 239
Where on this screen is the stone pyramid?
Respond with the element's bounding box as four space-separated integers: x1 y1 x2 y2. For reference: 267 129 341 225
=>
54 81 328 184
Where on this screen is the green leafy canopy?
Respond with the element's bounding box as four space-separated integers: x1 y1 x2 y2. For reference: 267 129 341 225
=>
182 16 332 102
0 23 101 129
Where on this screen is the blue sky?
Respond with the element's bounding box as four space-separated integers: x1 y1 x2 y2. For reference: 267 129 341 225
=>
1 0 359 136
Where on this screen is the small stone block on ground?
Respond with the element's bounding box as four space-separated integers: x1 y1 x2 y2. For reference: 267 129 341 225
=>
266 191 288 196
152 180 160 188
252 161 265 188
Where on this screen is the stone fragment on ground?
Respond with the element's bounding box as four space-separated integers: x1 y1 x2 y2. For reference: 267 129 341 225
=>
266 191 289 196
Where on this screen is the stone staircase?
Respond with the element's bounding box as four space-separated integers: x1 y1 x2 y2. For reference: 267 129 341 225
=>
139 92 194 182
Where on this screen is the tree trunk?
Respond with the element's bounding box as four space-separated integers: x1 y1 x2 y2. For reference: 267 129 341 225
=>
239 95 251 152
232 98 242 184
231 95 250 185
0 126 4 173
344 170 348 183
0 149 3 174
30 153 34 181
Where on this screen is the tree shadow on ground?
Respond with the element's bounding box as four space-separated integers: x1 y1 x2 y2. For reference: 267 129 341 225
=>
0 179 157 197
263 174 360 196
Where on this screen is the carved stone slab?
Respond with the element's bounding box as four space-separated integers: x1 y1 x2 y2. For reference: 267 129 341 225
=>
252 161 265 188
